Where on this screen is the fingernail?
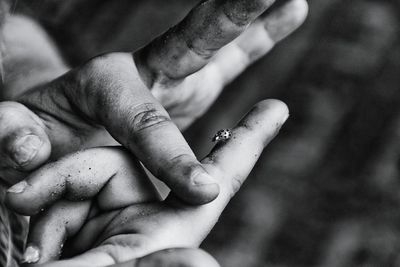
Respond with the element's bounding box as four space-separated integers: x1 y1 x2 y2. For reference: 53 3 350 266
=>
12 135 42 166
21 245 40 264
7 180 28 194
192 171 216 186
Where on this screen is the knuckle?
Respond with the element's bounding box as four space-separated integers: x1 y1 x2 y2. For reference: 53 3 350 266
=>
131 103 171 132
76 53 120 90
81 52 132 76
185 39 215 60
221 0 274 27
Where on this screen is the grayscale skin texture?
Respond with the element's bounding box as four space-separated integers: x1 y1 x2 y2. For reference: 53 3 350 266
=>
0 0 308 266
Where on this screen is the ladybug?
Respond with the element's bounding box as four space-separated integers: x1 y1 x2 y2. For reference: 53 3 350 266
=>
212 129 232 142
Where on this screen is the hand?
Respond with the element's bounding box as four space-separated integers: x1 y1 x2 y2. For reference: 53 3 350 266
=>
7 147 219 267
0 0 307 204
6 100 288 266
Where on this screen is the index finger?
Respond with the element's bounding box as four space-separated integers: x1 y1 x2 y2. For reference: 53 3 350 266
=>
202 99 289 200
135 0 276 83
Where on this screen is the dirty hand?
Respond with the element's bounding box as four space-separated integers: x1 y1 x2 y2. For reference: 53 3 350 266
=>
6 100 288 266
0 0 307 205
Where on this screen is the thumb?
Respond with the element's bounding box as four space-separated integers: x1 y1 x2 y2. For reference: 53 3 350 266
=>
0 102 51 184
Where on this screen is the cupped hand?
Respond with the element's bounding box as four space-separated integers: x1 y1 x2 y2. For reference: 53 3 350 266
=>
6 100 288 266
0 0 307 204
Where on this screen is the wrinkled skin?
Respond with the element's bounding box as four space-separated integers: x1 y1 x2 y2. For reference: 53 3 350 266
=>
1 0 308 266
8 100 289 267
1 0 307 203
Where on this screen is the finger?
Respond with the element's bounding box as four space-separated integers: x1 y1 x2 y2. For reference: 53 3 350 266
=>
157 100 289 242
135 0 277 83
117 248 220 267
0 102 51 184
259 0 308 42
21 200 91 265
61 210 121 258
66 54 220 205
151 0 308 130
20 52 219 205
207 0 309 86
6 147 158 216
202 99 289 199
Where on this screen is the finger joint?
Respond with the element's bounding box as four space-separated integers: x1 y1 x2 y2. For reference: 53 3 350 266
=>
131 103 171 132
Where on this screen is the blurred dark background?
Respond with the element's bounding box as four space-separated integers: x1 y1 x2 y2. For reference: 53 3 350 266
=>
14 0 400 266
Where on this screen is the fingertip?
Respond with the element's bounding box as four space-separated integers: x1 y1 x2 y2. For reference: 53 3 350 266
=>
24 201 91 265
265 0 309 42
166 160 220 204
7 133 52 172
5 180 29 214
21 244 41 265
185 181 220 205
6 180 29 194
27 133 52 171
293 0 310 21
257 99 289 113
174 172 220 205
0 102 51 171
5 180 45 216
5 197 38 217
253 99 289 125
287 0 309 32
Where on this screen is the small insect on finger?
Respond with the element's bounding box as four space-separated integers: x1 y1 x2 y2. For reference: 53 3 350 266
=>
212 129 232 142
